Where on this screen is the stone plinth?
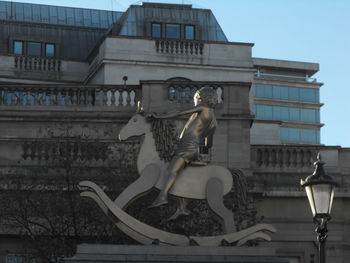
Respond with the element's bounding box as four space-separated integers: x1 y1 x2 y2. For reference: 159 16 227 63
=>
66 244 288 263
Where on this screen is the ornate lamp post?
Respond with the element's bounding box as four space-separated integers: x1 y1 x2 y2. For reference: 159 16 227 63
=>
301 153 338 263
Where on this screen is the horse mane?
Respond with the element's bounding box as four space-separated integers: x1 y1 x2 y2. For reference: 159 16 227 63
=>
150 118 179 162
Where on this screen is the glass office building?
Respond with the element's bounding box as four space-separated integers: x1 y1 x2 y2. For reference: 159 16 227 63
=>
252 58 322 145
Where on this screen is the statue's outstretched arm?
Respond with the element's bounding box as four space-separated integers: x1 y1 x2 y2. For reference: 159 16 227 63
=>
152 106 205 119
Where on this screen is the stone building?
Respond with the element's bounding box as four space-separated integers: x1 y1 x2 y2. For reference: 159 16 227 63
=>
0 1 349 263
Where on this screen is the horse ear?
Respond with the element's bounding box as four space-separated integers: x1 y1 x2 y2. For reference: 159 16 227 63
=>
136 101 144 114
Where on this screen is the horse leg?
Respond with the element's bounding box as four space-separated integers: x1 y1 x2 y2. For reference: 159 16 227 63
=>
114 164 160 209
206 178 235 234
168 197 191 221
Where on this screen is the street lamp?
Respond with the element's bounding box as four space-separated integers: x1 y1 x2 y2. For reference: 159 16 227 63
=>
301 153 338 263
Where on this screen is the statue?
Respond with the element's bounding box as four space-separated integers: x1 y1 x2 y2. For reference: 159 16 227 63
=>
148 87 217 208
78 87 275 246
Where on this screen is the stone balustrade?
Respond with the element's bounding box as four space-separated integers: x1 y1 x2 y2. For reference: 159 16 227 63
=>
155 39 204 55
251 145 320 170
14 55 62 72
0 85 140 108
21 140 140 165
167 83 223 104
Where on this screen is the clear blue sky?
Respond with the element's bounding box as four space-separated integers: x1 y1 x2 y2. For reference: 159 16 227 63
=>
6 0 350 147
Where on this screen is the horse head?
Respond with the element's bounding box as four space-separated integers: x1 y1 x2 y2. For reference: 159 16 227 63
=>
119 102 149 141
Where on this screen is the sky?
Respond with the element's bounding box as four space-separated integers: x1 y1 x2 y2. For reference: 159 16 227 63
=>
4 0 350 147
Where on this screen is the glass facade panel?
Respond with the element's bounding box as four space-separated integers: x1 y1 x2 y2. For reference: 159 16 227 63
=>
152 23 161 38
280 128 320 144
273 106 289 121
27 42 41 56
300 88 316 102
165 24 180 39
301 109 316 123
13 41 23 55
254 85 320 103
256 105 273 119
45 44 55 57
289 87 299 101
255 105 319 124
301 129 317 143
289 107 300 121
289 128 300 142
184 25 195 40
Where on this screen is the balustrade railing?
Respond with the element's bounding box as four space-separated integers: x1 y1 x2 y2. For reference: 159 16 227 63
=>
155 40 204 55
22 140 140 165
167 84 223 104
251 145 320 169
0 85 140 108
14 55 62 72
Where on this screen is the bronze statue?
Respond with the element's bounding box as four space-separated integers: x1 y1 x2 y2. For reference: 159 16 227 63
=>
148 87 218 208
79 86 276 245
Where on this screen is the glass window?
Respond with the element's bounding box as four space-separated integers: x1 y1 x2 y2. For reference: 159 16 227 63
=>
256 105 273 119
289 87 299 101
301 109 316 123
168 86 175 100
27 42 41 56
280 128 320 144
280 127 289 142
300 88 316 102
13 41 23 55
151 23 161 38
301 129 317 143
273 106 289 121
184 25 195 40
165 24 180 39
289 107 300 122
273 86 282 100
45 43 55 57
315 90 320 103
289 128 300 142
254 85 320 103
279 86 289 100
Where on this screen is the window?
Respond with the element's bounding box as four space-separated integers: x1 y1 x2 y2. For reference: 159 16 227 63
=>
254 85 319 103
289 108 300 122
300 109 317 123
300 88 316 102
13 41 24 55
151 23 161 38
165 24 180 39
280 128 320 144
273 106 289 121
27 42 41 56
255 105 273 119
45 43 55 57
184 25 195 40
255 105 320 123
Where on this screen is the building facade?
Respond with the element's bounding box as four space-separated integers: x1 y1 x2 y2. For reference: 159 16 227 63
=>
0 1 349 263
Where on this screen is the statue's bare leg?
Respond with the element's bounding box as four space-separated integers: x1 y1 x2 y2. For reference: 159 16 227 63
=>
168 197 191 221
149 156 186 208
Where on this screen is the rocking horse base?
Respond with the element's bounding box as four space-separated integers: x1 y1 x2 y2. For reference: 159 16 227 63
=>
66 244 289 263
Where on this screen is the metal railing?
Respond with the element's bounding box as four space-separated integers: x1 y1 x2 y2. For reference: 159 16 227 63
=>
255 71 317 83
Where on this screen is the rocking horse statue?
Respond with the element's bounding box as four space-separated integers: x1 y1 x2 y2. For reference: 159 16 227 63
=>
79 87 275 246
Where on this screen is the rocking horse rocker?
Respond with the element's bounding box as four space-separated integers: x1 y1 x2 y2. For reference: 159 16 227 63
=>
79 87 275 246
